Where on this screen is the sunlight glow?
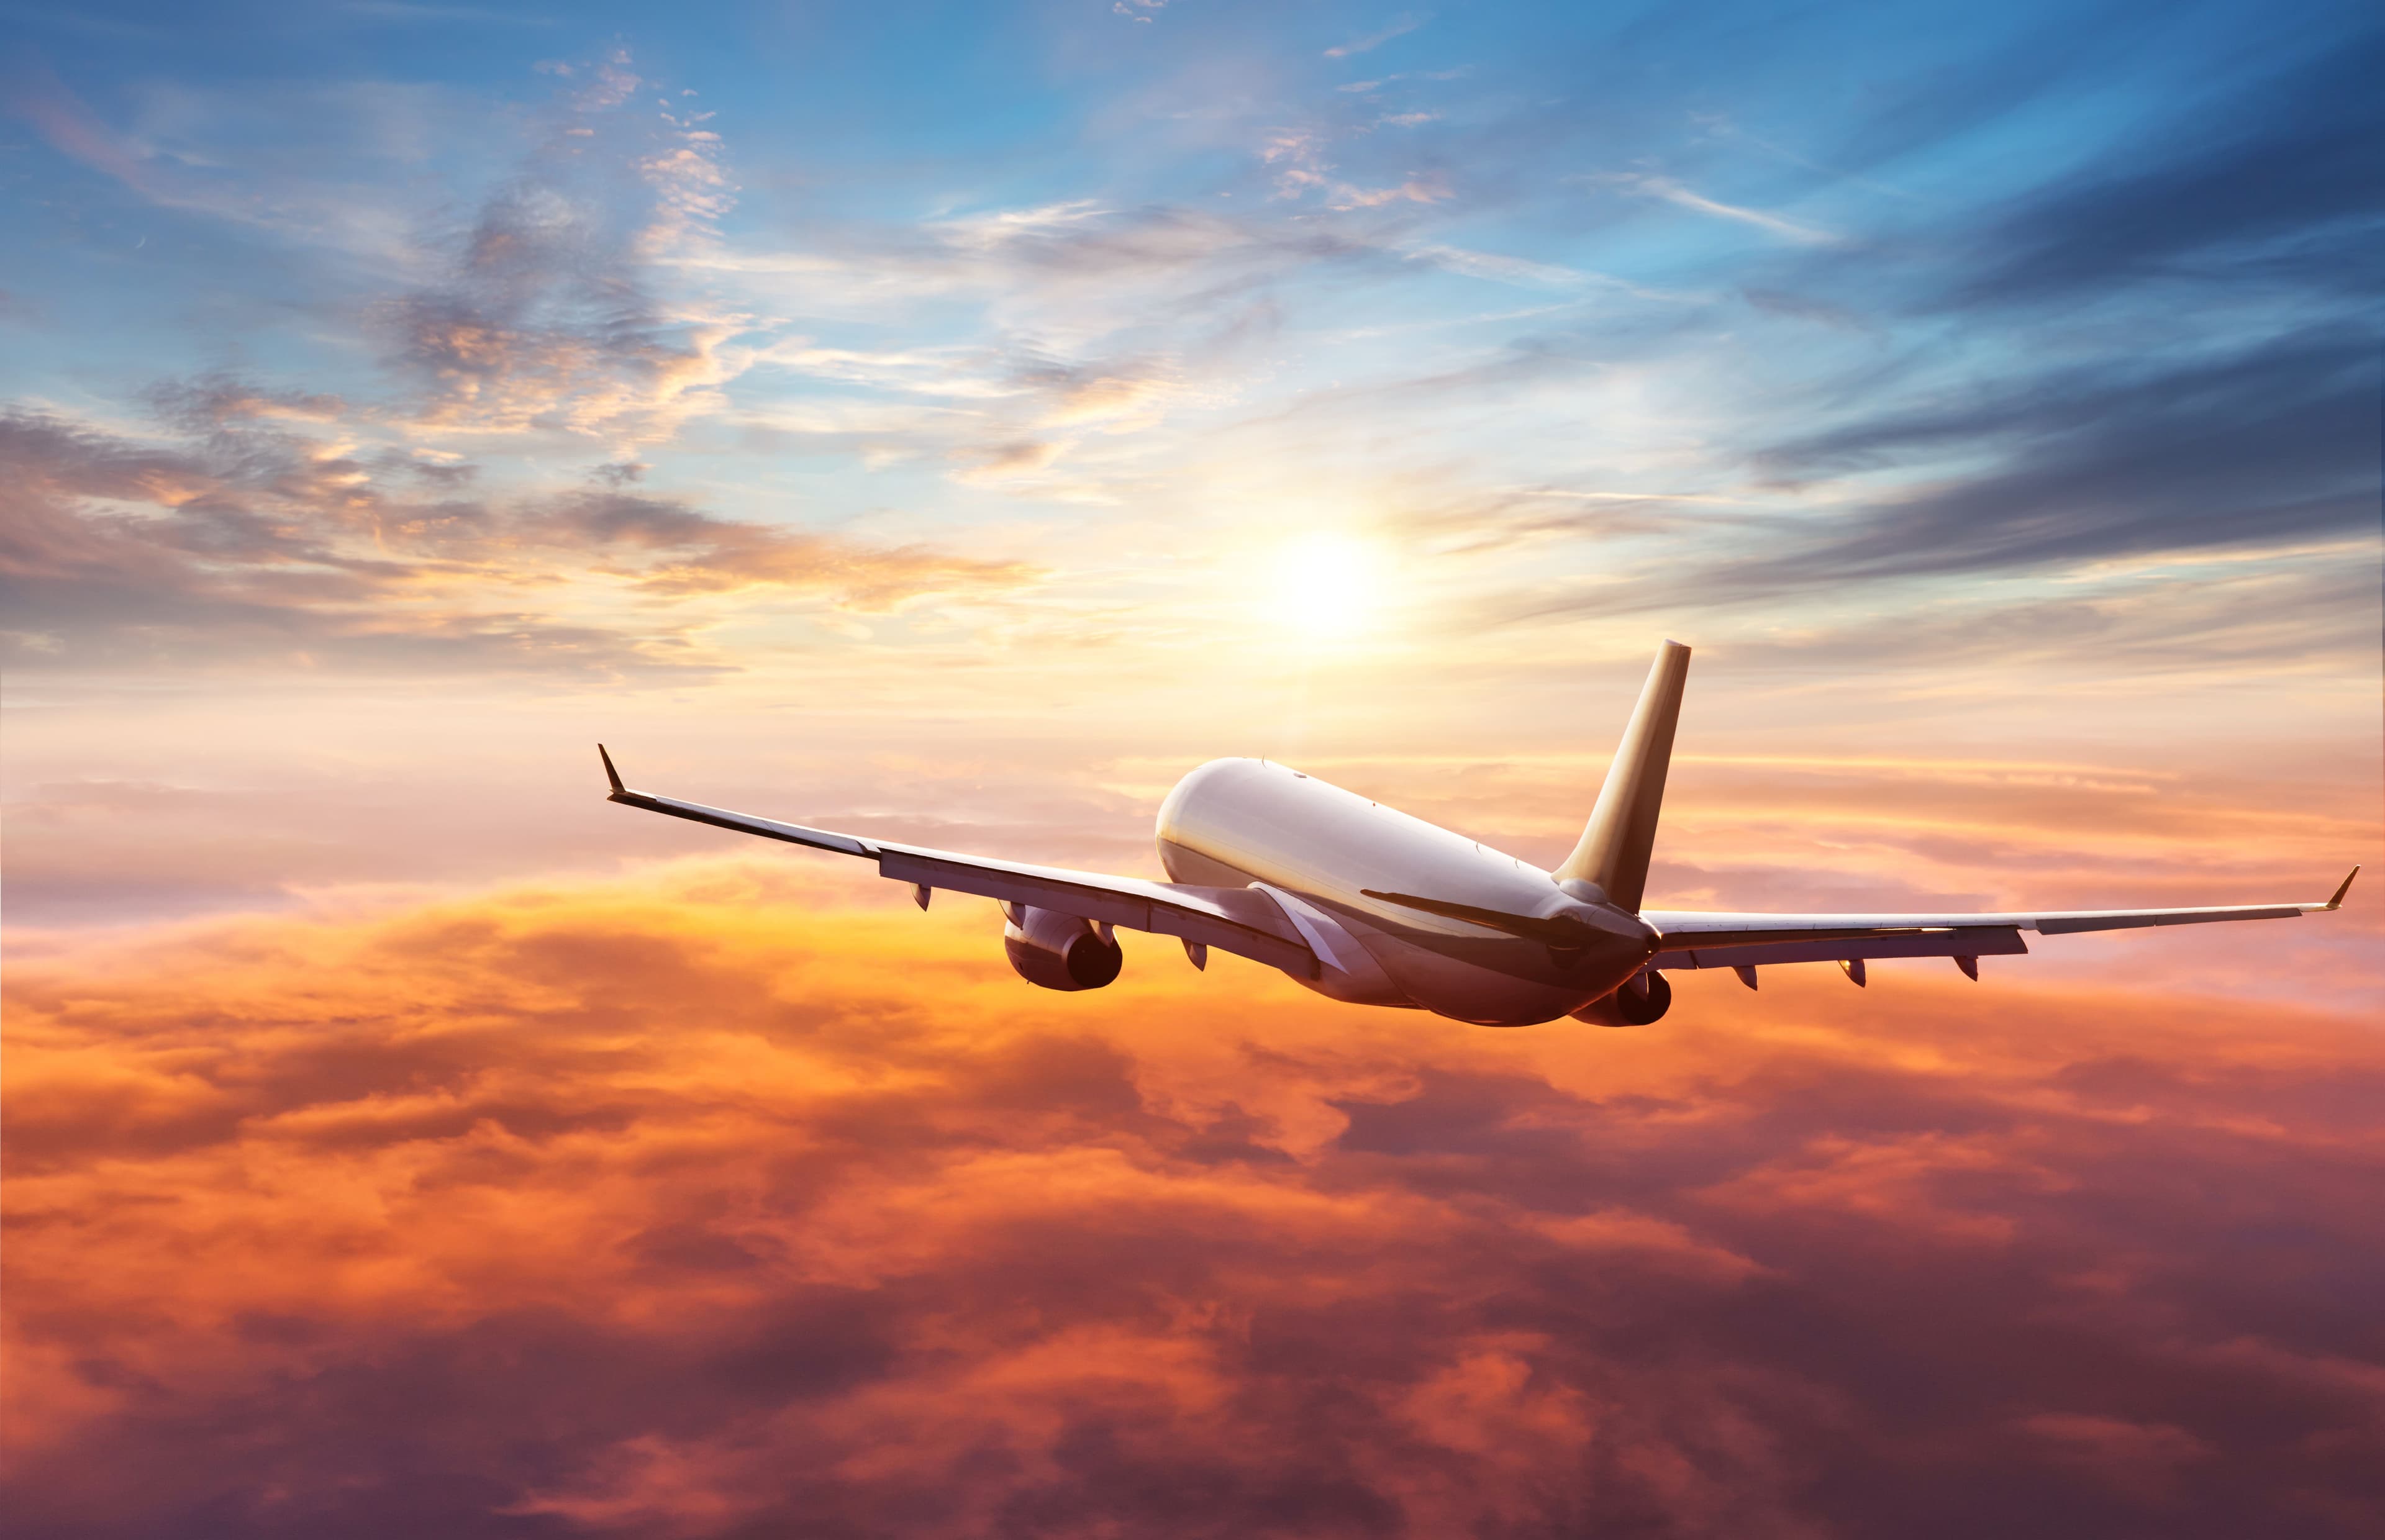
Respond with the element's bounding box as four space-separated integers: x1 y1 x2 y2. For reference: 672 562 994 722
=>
1268 532 1383 638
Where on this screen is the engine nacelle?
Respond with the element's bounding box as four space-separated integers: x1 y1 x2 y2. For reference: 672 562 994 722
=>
1003 906 1124 992
1571 969 1671 1027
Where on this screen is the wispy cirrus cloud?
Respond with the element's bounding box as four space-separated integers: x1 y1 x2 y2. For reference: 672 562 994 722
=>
371 48 755 447
1404 242 1635 291
1 53 156 192
1732 328 2380 586
1588 171 1842 245
1950 29 2385 306
336 1 560 24
0 44 747 447
0 403 1039 674
1260 127 1450 211
1324 12 1430 59
1 55 462 265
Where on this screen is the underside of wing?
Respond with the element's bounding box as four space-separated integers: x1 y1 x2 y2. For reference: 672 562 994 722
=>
1650 926 2030 971
1644 867 2356 971
872 848 1319 977
597 747 1319 977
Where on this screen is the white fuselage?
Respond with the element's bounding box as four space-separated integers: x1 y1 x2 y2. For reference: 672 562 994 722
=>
1155 758 1656 1025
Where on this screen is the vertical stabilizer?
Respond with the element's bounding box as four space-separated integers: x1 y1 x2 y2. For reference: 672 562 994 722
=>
1553 641 1691 911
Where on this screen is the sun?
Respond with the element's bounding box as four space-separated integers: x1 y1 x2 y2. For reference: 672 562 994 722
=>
1268 532 1383 638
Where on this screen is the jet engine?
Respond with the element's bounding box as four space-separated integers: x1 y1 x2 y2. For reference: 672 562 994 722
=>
1003 905 1124 991
1570 969 1671 1027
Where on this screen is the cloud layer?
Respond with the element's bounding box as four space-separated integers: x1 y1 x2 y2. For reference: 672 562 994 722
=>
7 864 2382 1536
0 404 1038 675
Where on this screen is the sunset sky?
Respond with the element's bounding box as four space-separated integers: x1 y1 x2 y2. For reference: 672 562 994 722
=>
4 1 2382 1534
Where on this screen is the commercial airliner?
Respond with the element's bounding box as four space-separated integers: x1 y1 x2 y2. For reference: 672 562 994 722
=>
599 642 2356 1026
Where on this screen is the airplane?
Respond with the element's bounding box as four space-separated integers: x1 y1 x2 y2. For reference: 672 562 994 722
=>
597 641 2358 1026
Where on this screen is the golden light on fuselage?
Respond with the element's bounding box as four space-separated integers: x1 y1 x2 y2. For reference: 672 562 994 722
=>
1269 532 1381 638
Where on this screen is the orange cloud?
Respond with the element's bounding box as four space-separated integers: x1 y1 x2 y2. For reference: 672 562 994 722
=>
6 861 2383 1536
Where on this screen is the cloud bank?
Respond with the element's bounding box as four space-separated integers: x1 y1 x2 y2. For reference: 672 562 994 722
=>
7 864 2381 1536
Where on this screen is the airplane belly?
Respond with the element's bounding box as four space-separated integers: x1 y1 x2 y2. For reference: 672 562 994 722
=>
1354 931 1608 1026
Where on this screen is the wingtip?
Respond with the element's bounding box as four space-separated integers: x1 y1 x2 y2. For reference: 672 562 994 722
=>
597 743 625 795
2324 864 2358 910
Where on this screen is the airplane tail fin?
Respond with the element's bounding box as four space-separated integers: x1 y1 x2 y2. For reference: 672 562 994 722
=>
1553 640 1691 912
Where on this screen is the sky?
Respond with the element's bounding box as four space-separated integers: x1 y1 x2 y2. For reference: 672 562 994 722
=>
3 0 2382 1534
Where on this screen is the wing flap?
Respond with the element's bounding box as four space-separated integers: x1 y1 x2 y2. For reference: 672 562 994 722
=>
2035 905 2301 933
1655 926 2028 971
1648 924 1983 951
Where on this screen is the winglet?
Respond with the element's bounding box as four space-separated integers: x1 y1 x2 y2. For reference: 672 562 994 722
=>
598 743 625 796
2323 865 2358 910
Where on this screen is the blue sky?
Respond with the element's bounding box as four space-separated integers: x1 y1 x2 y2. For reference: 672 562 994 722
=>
2 0 2378 964
8 1 2373 582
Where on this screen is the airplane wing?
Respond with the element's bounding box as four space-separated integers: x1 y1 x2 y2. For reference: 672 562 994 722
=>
1643 867 2358 972
596 746 1320 978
